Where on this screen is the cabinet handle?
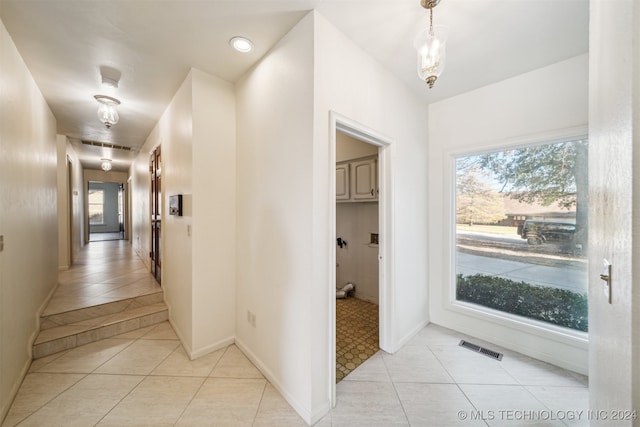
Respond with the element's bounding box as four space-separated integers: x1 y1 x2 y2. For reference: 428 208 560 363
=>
371 189 374 196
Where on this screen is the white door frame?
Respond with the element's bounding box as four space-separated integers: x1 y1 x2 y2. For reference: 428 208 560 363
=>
329 111 394 406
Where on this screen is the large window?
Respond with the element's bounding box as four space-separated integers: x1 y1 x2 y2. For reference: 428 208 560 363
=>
455 139 588 332
88 188 104 225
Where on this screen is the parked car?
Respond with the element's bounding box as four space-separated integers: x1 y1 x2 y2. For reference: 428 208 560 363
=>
517 220 575 245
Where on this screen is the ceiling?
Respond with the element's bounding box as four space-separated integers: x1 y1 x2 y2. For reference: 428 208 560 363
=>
0 0 588 172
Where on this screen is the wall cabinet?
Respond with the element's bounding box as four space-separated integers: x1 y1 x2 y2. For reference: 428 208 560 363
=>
336 157 377 202
336 163 350 200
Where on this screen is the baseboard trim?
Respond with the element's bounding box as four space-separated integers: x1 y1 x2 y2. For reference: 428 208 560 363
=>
235 337 315 426
190 336 235 360
0 354 31 425
2 281 59 424
385 318 429 354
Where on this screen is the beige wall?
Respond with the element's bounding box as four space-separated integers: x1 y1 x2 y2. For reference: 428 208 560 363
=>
130 68 236 358
0 19 58 421
56 140 86 271
588 0 640 422
133 71 194 350
336 132 377 162
190 69 236 355
235 12 316 420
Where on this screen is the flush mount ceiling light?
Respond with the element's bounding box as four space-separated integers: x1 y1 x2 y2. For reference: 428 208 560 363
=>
414 0 448 89
101 76 119 89
229 36 254 53
94 95 120 128
100 158 112 171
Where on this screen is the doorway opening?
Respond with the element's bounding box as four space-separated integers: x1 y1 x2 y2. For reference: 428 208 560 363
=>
88 180 125 242
150 145 162 284
335 132 380 382
329 112 394 406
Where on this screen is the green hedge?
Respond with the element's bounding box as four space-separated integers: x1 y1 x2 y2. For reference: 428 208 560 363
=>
456 274 588 332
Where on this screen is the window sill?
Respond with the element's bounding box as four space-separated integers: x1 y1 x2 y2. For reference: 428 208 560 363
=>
448 300 589 350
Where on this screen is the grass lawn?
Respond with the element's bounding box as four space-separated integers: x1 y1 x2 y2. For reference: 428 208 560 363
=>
456 224 518 235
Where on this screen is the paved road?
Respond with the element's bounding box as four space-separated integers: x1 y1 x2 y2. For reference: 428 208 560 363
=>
457 229 525 244
456 251 588 294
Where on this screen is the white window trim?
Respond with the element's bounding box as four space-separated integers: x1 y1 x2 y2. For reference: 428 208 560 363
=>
443 127 589 352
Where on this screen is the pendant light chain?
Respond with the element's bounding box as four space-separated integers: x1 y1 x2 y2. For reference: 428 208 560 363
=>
429 7 434 36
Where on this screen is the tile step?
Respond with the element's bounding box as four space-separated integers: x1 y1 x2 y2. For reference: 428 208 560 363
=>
39 290 164 330
32 303 168 359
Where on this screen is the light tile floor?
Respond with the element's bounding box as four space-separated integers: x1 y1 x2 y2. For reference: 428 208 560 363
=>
4 322 588 426
5 241 588 426
45 241 161 316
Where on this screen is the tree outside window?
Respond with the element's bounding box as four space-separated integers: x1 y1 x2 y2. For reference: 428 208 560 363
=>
455 139 589 332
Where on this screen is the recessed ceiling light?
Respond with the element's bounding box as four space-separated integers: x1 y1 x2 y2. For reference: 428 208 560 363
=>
229 36 254 53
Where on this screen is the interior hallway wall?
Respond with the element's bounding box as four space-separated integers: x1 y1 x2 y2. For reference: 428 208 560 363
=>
56 135 83 269
236 10 430 423
235 12 316 422
0 18 58 422
588 0 640 421
427 54 589 374
130 68 236 358
313 10 430 418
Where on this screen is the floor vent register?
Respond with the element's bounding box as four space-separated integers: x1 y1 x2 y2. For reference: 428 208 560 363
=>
458 340 503 361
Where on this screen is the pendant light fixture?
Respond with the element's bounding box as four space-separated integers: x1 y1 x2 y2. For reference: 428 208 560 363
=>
100 158 113 171
94 95 121 128
414 0 448 89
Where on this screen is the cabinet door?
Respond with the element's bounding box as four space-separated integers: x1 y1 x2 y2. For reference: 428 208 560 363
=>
336 163 350 200
350 158 377 200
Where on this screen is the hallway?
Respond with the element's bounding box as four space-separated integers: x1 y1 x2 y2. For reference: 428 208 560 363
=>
32 241 166 359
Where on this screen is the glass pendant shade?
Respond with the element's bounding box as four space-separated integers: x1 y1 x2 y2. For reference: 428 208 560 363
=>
414 25 448 88
101 159 112 171
94 95 120 128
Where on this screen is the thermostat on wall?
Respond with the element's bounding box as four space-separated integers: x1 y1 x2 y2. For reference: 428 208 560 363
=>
169 195 183 216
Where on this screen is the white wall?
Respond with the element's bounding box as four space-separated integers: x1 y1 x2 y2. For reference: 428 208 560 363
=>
235 10 430 422
0 19 58 422
588 0 640 422
336 202 379 303
130 69 236 358
235 12 315 421
428 54 589 374
313 10 430 417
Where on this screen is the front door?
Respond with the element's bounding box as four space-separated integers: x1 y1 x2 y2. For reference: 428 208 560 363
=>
150 146 162 284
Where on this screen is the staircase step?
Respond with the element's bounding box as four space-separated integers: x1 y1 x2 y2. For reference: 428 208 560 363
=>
40 290 164 330
33 302 168 359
